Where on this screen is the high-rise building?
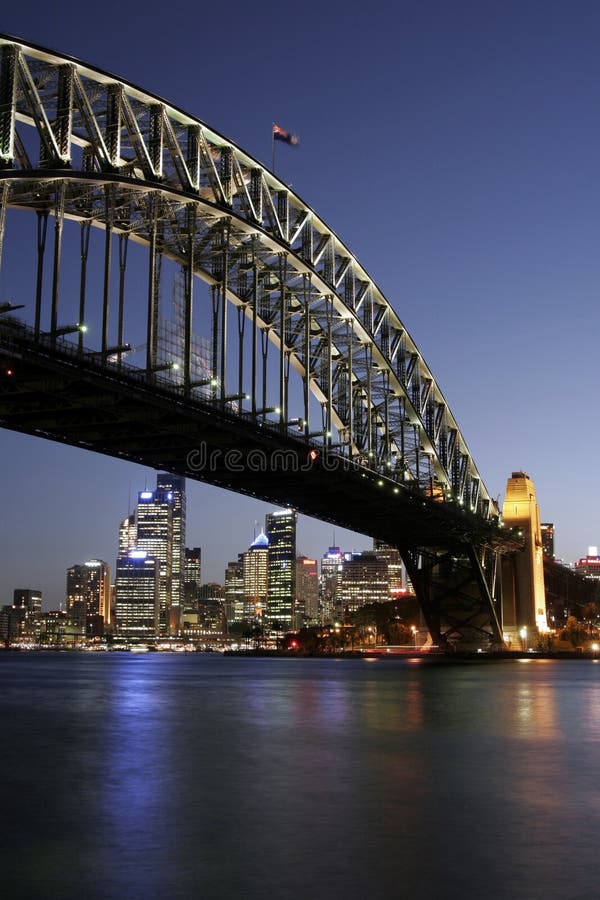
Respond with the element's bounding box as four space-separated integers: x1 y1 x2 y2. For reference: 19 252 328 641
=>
224 555 244 624
321 546 344 622
156 474 186 628
339 552 389 614
295 556 319 627
66 560 111 636
118 513 137 555
184 546 202 613
265 509 297 630
243 532 269 621
575 551 600 580
134 487 174 634
12 589 42 641
541 523 555 560
115 549 159 639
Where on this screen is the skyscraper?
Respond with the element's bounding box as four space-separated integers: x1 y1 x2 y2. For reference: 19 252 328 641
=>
135 487 173 634
243 532 269 621
541 523 555 560
373 539 403 597
115 549 159 639
321 546 344 622
157 473 186 628
265 509 297 629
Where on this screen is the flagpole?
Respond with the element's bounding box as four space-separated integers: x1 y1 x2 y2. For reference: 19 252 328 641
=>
271 123 275 174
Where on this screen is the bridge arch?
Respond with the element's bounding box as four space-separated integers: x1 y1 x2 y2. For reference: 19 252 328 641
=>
0 35 514 649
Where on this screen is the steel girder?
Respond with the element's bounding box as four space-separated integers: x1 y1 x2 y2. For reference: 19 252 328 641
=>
0 34 495 520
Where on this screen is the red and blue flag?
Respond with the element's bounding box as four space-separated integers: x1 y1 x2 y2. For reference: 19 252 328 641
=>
273 123 299 146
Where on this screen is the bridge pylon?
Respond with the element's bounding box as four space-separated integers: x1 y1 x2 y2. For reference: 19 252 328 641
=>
501 471 548 648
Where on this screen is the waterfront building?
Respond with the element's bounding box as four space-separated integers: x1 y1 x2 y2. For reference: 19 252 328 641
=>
66 560 111 636
198 583 226 632
115 550 159 639
243 532 269 621
13 589 42 616
224 555 244 624
265 509 297 630
295 557 319 627
339 552 389 614
11 588 43 642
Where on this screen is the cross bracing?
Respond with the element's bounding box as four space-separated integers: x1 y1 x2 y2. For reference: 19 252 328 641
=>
0 34 494 520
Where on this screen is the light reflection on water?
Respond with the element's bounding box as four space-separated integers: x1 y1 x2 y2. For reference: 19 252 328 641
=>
2 654 600 900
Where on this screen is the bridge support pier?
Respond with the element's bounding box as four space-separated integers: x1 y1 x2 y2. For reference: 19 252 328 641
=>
401 542 505 652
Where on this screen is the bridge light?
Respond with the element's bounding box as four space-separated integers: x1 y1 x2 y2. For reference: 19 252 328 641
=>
308 449 319 462
377 480 383 486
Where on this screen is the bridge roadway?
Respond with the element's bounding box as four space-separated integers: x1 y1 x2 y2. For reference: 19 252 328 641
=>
0 321 503 555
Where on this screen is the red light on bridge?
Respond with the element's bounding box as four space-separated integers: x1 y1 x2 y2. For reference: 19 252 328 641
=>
308 449 318 462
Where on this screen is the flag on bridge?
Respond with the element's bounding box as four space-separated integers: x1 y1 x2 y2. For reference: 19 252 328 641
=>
273 123 299 146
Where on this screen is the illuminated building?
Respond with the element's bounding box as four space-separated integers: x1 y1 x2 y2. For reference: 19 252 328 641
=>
115 550 159 638
575 550 600 580
243 532 269 621
118 513 136 554
265 509 297 630
501 471 548 642
66 560 111 636
373 540 404 597
157 473 186 629
541 523 555 560
134 487 174 634
321 546 344 622
295 556 319 627
339 552 389 613
224 556 244 624
13 589 42 616
184 546 202 613
198 583 225 631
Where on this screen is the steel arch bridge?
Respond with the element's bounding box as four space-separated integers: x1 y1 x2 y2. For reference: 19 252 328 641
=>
0 35 514 650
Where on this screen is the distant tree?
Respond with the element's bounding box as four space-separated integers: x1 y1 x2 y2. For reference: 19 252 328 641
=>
561 615 586 648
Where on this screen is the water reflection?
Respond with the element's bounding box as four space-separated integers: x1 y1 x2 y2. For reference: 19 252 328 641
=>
2 654 600 899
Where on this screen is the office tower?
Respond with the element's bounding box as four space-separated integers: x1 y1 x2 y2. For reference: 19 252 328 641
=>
66 560 111 636
115 550 159 639
224 556 244 624
296 556 319 627
373 539 403 597
321 546 344 622
541 524 555 560
135 487 174 634
156 474 186 627
119 513 137 554
243 532 269 621
575 552 600 580
184 547 202 613
339 552 389 614
265 509 297 630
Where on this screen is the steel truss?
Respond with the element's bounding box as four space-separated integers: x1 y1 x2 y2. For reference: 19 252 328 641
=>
0 36 511 648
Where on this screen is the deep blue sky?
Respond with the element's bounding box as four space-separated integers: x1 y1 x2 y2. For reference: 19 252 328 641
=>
2 1 599 608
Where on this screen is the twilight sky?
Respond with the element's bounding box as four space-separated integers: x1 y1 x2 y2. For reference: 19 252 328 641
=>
1 1 600 609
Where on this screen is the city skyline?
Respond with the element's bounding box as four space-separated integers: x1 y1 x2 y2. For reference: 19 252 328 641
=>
2 2 600 606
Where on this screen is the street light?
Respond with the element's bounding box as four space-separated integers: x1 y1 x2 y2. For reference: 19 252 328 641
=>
519 627 527 652
411 625 418 650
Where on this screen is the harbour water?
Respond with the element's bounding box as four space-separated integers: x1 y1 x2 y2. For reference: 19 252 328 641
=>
2 652 599 900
